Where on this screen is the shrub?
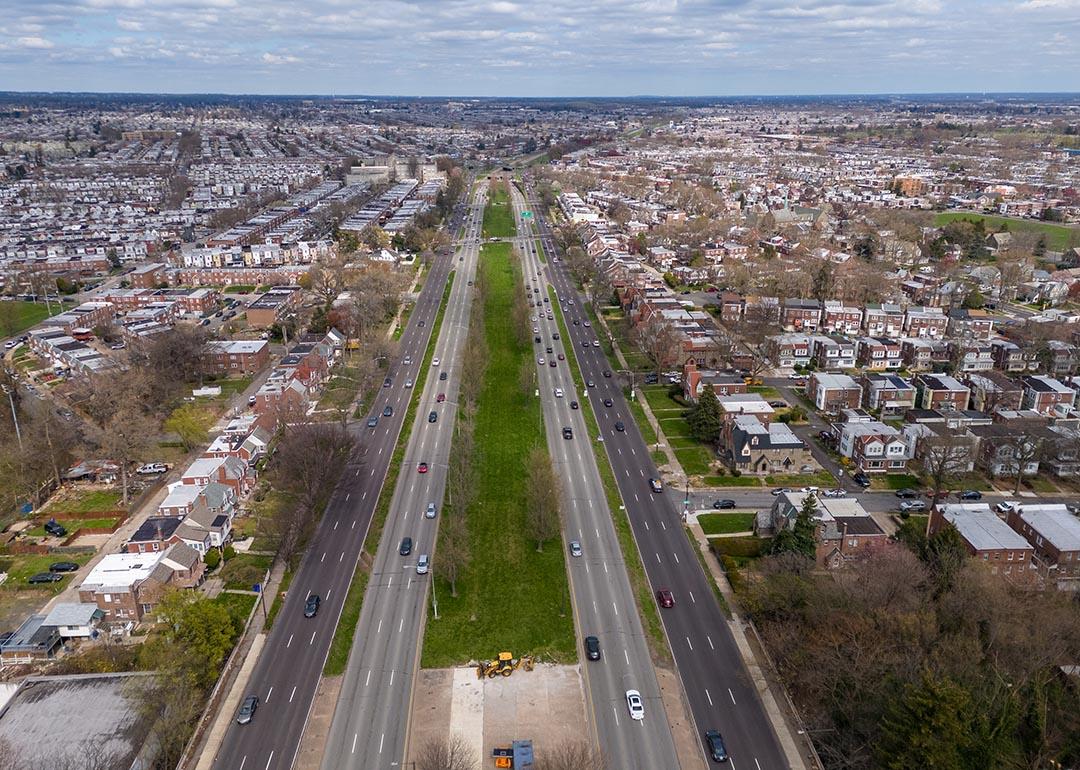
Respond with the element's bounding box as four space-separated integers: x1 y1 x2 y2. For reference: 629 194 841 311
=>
711 536 769 559
204 549 221 569
223 545 237 561
721 554 746 594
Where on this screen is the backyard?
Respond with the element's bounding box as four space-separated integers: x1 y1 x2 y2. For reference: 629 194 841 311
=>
933 212 1080 252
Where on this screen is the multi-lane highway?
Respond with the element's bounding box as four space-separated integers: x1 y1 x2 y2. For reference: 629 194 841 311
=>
510 183 683 769
520 177 792 768
318 186 486 770
207 194 471 770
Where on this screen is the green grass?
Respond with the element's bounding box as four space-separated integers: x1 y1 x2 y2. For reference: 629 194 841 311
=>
43 489 123 514
317 362 368 413
423 243 574 667
697 512 757 536
870 473 922 491
548 284 670 663
702 474 762 487
651 450 668 466
709 536 771 559
748 385 780 398
0 300 66 337
265 568 294 629
658 418 693 438
625 396 658 445
211 377 254 399
392 302 415 341
0 552 92 587
212 592 257 629
673 446 714 477
26 516 120 537
641 386 686 415
219 553 272 591
953 473 992 492
223 285 257 294
933 212 1080 252
686 528 732 619
482 183 516 239
763 470 836 487
324 564 370 676
1024 476 1059 494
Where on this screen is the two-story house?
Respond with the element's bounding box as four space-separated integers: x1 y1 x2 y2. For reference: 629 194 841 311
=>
781 298 822 332
820 301 862 335
1006 504 1080 586
991 339 1040 374
947 308 996 339
901 338 952 371
837 418 910 473
811 334 856 370
682 361 747 402
950 341 995 373
1021 375 1077 416
928 504 1036 583
964 371 1024 413
807 372 862 415
863 303 905 337
862 373 917 416
728 415 811 475
856 337 903 371
904 306 948 338
766 334 813 369
917 374 970 411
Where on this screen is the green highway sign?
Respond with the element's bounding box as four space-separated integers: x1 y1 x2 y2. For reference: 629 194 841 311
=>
521 211 533 218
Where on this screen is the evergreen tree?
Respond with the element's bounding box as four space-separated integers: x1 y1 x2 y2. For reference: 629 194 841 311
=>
770 494 818 558
687 387 723 445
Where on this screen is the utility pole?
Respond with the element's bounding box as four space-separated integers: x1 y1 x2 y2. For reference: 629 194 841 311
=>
1 380 22 452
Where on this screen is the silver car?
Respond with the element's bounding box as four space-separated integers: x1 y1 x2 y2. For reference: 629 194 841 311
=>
425 502 437 519
416 554 430 575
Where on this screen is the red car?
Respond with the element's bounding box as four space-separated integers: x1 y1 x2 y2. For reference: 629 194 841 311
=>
417 462 429 474
436 393 446 403
656 589 675 608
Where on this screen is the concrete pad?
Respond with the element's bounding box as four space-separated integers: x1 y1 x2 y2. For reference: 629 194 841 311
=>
295 675 343 770
405 669 454 762
450 666 485 761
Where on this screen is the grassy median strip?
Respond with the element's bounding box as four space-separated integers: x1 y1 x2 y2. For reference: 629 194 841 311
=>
322 271 455 676
548 285 671 664
422 243 575 667
482 180 515 238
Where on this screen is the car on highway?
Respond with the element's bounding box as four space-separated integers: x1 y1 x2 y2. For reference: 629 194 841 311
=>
417 462 428 474
704 730 729 763
383 405 393 417
236 696 259 725
656 589 675 608
136 463 168 475
554 388 564 398
562 427 573 440
549 359 556 367
586 379 595 387
557 353 565 361
958 490 983 500
426 502 437 519
552 332 560 340
405 379 414 388
649 478 663 493
584 635 601 661
583 320 591 327
592 340 600 347
432 357 440 367
569 540 582 557
48 561 79 573
625 690 644 721
614 421 625 432
712 499 736 509
900 500 928 513
416 555 430 575
537 357 545 365
366 415 380 428
28 572 63 584
894 488 920 499
403 355 412 365
428 411 438 423
570 401 579 410
602 398 613 407
399 537 413 556
304 594 321 618
384 377 392 388
602 370 612 378
546 346 553 354
439 371 448 381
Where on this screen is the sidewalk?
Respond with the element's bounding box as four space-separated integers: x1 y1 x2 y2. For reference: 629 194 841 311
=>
191 558 288 770
687 521 817 770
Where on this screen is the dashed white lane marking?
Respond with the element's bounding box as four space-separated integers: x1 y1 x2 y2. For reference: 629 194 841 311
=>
706 689 713 706
289 686 297 703
707 635 714 650
689 591 696 603
286 634 293 648
264 752 273 770
686 636 693 651
729 688 737 705
309 631 316 645
265 686 273 702
351 733 358 754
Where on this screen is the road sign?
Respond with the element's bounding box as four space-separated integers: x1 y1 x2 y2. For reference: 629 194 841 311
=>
521 211 533 218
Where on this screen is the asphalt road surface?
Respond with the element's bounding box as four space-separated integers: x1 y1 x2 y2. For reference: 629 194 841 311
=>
520 178 791 769
511 183 683 769
317 186 486 770
207 200 466 770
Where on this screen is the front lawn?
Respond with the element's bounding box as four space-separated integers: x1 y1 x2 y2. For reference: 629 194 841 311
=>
658 417 693 438
763 470 837 487
42 489 123 514
869 473 922 491
698 513 756 536
219 553 273 591
674 446 714 477
423 242 574 667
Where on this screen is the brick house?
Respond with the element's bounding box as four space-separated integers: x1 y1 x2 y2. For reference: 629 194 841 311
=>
782 298 822 332
837 419 911 473
811 335 856 370
964 371 1023 413
245 284 303 328
904 306 948 338
968 423 1054 478
820 301 862 335
1006 504 1080 585
806 372 862 415
901 338 952 371
951 341 995 373
928 504 1036 583
203 340 270 376
181 456 253 498
991 339 1040 374
129 262 168 289
1046 340 1080 378
862 373 916 416
125 516 184 554
766 492 890 569
1021 375 1077 416
682 362 747 402
728 414 810 475
717 293 745 324
863 303 905 337
916 374 970 411
947 308 996 339
77 544 205 622
767 334 812 369
857 337 902 371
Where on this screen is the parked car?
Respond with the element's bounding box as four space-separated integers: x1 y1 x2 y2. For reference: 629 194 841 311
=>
821 489 847 498
43 519 67 537
712 499 736 509
28 572 63 584
900 500 928 513
770 487 792 496
656 589 675 608
584 635 601 661
625 690 644 721
136 463 168 475
48 562 79 573
304 594 321 618
852 472 871 488
958 490 983 501
995 501 1017 513
236 696 259 725
894 488 920 499
768 400 787 408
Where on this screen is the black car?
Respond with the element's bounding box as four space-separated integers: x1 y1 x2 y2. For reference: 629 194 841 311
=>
383 405 393 417
712 499 736 510
28 572 63 584
852 472 871 488
418 319 425 327
439 371 448 381
570 401 579 410
48 561 79 573
562 427 573 440
584 635 601 661
428 411 438 423
399 537 413 556
768 400 787 408
383 377 392 388
43 519 67 537
958 489 983 501
304 594 321 618
603 398 613 407
614 421 625 432
644 373 659 384
894 488 920 499
552 332 560 340
704 730 729 763
236 695 259 725
602 370 612 378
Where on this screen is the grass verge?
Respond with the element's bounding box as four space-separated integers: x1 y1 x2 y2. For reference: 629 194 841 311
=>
422 245 574 667
697 512 756 535
482 181 515 238
323 565 370 675
686 528 732 619
265 568 294 629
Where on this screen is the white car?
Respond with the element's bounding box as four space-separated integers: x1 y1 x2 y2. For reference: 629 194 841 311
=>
625 690 644 721
403 355 412 365
136 463 168 475
432 357 440 367
592 341 601 347
416 554 429 575
995 501 1017 513
583 320 591 327
425 502 437 518
537 357 545 365
821 489 847 498
405 379 414 388
533 326 540 333
554 388 564 398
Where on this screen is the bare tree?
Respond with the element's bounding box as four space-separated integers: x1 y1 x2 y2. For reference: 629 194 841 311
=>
920 431 972 501
633 315 679 377
534 741 607 770
999 430 1046 496
87 398 156 505
416 733 478 770
525 447 562 552
436 512 470 599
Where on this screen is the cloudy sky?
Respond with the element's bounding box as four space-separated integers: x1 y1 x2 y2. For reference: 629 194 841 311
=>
0 0 1077 96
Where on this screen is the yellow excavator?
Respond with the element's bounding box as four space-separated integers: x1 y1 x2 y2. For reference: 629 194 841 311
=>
475 652 535 679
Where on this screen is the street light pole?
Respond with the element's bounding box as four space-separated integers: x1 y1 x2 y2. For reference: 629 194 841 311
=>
2 381 23 452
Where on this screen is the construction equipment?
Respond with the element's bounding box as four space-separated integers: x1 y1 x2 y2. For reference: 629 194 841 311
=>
475 652 535 679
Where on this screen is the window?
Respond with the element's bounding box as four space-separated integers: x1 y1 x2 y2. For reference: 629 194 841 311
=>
103 594 112 603
152 542 160 551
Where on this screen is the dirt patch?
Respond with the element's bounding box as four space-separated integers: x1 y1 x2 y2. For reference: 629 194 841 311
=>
656 664 707 770
407 664 587 767
294 675 343 770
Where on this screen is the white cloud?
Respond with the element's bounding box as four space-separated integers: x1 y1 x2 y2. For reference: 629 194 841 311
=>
117 18 144 31
261 51 300 65
16 35 54 48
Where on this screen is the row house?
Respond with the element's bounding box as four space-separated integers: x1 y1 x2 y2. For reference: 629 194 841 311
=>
837 419 910 474
903 423 979 474
717 292 745 324
862 373 917 416
929 504 1036 583
203 427 271 467
782 298 822 332
767 334 813 369
1006 505 1080 586
917 374 970 411
947 308 996 339
991 339 1040 374
681 362 747 403
950 341 994 373
77 544 205 622
964 371 1024 413
856 337 902 371
1046 340 1080 378
904 306 948 338
968 423 1055 478
807 372 862 415
820 301 862 335
901 338 951 371
811 335 856 370
1022 375 1077 416
181 456 254 498
1045 425 1080 478
864 303 905 337
203 340 271 376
